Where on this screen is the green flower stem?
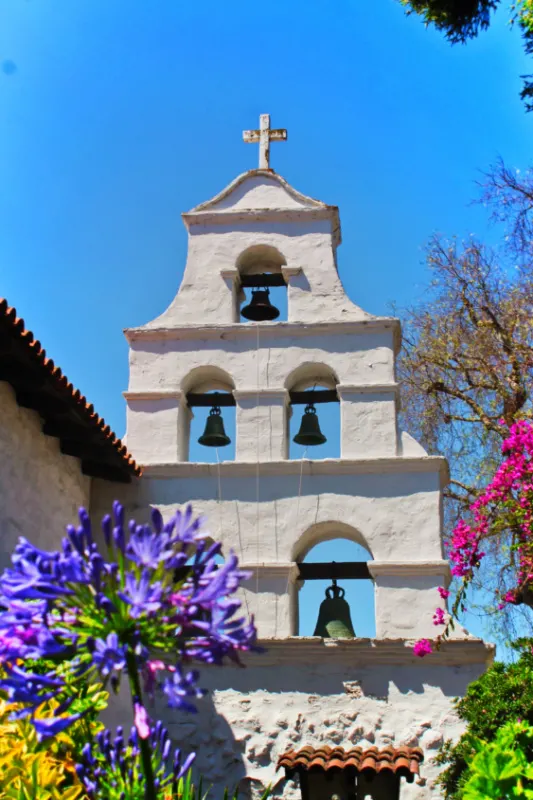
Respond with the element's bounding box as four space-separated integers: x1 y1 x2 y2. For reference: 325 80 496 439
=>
125 651 157 800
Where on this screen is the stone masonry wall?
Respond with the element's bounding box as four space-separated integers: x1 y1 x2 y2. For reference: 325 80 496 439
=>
102 651 488 800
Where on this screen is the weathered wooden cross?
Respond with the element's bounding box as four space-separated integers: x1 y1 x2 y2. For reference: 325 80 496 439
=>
243 113 287 170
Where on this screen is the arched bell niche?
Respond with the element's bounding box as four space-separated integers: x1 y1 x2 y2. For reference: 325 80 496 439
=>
293 522 375 638
285 363 340 460
236 245 288 323
180 366 236 463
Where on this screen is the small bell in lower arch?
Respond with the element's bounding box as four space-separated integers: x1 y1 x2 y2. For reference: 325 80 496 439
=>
313 579 356 639
198 405 231 448
241 288 280 322
293 403 327 446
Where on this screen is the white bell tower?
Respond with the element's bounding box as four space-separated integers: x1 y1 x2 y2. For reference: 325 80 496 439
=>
93 116 492 798
120 114 454 641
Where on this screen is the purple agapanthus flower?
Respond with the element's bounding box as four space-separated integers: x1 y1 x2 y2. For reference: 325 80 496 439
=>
192 551 250 606
89 632 126 678
126 526 175 570
0 664 65 712
0 500 259 749
188 600 258 665
2 558 73 601
161 666 205 713
0 623 66 661
34 712 84 742
170 504 208 546
12 538 58 568
118 571 162 618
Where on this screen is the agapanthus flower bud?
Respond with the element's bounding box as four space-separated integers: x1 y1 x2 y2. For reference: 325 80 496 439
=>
101 514 112 548
151 507 163 534
82 742 94 764
78 507 93 547
113 526 125 555
66 524 84 556
112 501 124 527
134 701 150 739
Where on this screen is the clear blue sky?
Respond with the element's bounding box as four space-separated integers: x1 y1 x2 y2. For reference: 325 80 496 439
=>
2 0 533 646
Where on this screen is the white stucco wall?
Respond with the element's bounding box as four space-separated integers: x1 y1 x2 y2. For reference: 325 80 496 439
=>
92 462 449 640
126 325 397 396
0 381 90 565
101 640 492 800
124 322 400 465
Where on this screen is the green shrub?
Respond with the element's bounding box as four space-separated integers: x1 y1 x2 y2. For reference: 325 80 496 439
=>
462 720 533 799
436 649 533 799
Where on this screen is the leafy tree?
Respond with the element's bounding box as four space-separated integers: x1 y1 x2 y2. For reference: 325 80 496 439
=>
399 160 533 640
398 236 533 510
435 649 533 799
398 160 533 515
398 1 533 108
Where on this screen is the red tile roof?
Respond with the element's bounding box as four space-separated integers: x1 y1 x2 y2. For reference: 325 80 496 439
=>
0 298 141 482
277 746 423 782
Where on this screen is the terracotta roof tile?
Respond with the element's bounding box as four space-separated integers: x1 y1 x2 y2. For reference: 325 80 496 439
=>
0 298 141 482
277 745 423 783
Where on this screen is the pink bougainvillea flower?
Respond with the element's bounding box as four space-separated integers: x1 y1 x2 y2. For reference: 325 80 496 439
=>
413 639 433 657
437 587 450 600
433 608 446 626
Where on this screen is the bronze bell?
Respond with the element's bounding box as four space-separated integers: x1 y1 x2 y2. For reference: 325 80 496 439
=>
198 406 231 448
241 288 280 322
313 579 356 639
293 403 327 446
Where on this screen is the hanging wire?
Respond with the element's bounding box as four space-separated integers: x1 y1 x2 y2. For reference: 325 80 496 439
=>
296 447 308 521
255 325 261 608
215 447 223 539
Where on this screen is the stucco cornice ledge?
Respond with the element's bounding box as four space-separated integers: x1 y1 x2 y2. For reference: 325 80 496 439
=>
140 455 449 486
125 318 400 342
182 206 338 228
231 638 495 668
368 561 451 578
124 391 183 401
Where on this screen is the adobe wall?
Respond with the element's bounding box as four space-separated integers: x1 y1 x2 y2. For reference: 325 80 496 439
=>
0 381 90 567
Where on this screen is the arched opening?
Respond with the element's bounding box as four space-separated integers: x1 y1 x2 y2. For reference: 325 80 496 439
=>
181 367 236 463
293 523 375 638
285 363 340 460
236 245 288 323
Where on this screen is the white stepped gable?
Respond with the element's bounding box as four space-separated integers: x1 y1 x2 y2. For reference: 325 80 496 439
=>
137 168 373 329
189 170 334 214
